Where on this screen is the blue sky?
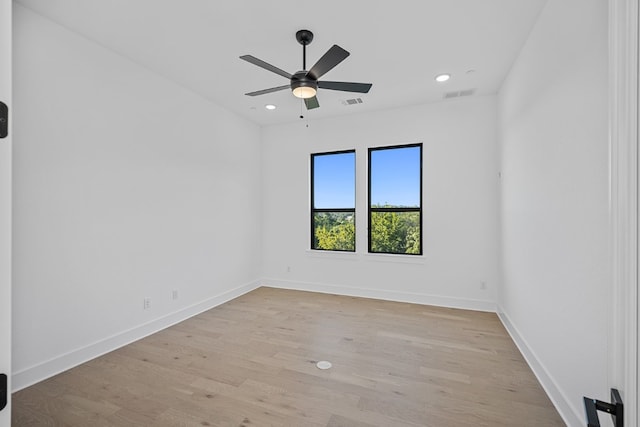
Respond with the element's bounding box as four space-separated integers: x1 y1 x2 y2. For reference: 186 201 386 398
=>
313 146 421 208
370 146 421 207
313 152 355 208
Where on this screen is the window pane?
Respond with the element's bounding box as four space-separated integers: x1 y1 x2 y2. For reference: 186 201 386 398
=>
370 211 420 254
313 212 355 251
313 152 355 209
370 146 420 207
369 144 422 255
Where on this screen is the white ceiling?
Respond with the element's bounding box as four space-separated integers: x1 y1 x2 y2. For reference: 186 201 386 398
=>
16 0 548 126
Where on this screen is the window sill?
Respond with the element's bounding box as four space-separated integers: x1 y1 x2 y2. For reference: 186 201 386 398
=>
305 250 425 264
362 252 425 264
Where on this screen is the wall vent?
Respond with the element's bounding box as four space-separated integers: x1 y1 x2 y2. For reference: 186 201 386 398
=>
444 89 476 99
341 98 363 106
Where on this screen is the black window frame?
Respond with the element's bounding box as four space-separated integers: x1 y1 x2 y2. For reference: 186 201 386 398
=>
310 149 356 252
368 143 423 255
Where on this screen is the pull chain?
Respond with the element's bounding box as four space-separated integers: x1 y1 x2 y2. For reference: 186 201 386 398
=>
299 100 308 128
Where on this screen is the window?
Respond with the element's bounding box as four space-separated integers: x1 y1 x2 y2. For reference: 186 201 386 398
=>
311 150 356 251
368 144 422 255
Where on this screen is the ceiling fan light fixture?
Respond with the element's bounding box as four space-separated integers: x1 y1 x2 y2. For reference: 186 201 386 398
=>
292 86 317 99
291 70 318 99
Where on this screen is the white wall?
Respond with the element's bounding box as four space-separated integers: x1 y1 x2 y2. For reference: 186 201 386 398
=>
261 97 500 311
12 5 262 390
498 0 609 425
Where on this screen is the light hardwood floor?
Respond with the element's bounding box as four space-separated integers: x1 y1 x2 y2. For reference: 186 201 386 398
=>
12 287 565 426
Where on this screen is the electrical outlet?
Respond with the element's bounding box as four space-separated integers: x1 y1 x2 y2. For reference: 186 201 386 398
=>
286 266 291 273
143 297 152 310
172 290 178 300
480 282 487 290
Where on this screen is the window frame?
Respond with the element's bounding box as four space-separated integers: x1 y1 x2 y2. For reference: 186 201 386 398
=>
310 149 356 252
368 143 423 256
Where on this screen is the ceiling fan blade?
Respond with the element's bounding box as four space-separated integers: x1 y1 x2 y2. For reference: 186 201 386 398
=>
245 85 290 96
307 45 350 80
318 81 372 93
239 55 292 79
304 96 320 110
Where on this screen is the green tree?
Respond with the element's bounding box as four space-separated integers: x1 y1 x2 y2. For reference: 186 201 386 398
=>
404 222 421 254
370 207 420 254
314 212 355 251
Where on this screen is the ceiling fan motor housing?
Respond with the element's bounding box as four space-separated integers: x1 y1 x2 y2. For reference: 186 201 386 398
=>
291 71 317 88
291 71 317 98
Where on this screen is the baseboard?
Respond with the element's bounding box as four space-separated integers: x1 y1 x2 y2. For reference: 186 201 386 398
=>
12 280 261 392
261 278 496 312
497 306 582 427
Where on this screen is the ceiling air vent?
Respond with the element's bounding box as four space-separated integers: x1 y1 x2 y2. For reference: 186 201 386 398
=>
444 89 476 99
341 98 363 106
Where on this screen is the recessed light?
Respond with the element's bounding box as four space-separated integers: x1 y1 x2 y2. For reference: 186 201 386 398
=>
265 104 277 110
435 74 451 83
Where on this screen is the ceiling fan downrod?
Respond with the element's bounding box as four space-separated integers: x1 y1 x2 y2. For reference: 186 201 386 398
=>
296 29 314 71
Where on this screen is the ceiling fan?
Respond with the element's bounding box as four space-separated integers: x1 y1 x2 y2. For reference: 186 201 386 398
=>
240 29 372 110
